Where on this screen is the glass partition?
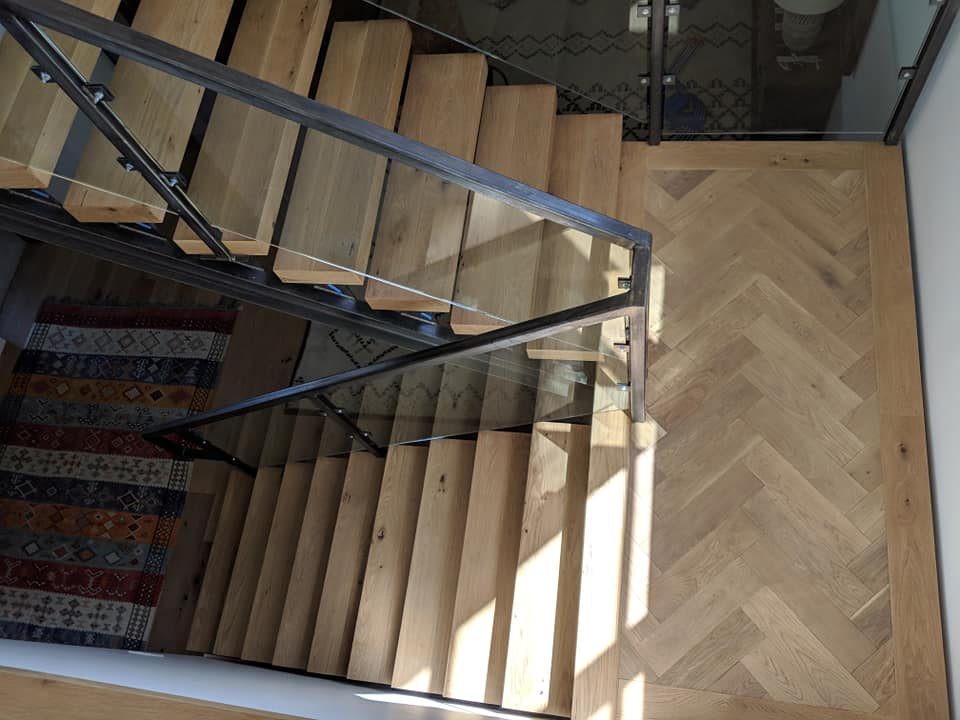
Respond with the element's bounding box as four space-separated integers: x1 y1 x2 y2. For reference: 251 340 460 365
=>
360 0 652 139
356 0 942 139
151 308 632 465
0 12 641 329
663 0 940 138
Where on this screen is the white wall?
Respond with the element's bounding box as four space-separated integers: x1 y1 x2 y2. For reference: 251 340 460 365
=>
903 13 960 716
0 640 534 720
828 0 939 137
827 0 899 136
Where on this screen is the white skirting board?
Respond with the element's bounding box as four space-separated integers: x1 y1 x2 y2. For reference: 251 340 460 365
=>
0 640 538 720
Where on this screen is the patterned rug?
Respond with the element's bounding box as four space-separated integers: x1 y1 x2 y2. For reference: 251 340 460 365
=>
0 301 236 649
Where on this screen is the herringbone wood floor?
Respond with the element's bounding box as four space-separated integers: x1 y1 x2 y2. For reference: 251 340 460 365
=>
620 165 893 715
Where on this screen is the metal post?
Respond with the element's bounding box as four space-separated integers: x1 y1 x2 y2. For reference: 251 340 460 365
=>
628 247 651 421
649 0 666 145
884 0 959 144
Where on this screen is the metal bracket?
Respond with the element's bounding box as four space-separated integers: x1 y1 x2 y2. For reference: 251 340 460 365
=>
666 2 681 16
311 394 385 457
639 76 651 87
613 321 633 352
30 64 52 83
160 170 187 188
617 277 632 290
148 430 257 477
899 66 918 80
117 161 185 187
81 82 113 104
663 74 677 85
629 1 651 34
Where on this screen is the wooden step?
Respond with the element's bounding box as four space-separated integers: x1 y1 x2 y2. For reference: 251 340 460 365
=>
431 363 488 439
62 0 233 223
0 0 120 188
352 376 401 452
240 461 313 663
148 489 215 653
212 466 283 658
449 85 557 334
173 0 331 255
392 439 476 694
347 445 428 684
502 422 590 716
273 20 411 284
534 359 596 423
272 456 348 669
444 431 529 704
592 142 645 415
566 151 638 720
527 114 623 361
258 408 298 467
479 347 539 431
389 365 443 445
285 412 326 463
185 411 276 654
307 451 386 675
571 411 631 720
185 468 253 653
364 53 487 312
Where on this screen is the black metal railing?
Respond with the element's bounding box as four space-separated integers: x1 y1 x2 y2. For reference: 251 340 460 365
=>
143 246 648 473
5 0 954 470
0 0 652 469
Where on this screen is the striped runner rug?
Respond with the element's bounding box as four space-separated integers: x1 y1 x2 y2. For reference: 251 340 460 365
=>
0 300 236 649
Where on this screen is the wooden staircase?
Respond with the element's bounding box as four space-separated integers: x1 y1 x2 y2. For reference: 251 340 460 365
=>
185 398 630 717
1 10 639 714
0 1 636 364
